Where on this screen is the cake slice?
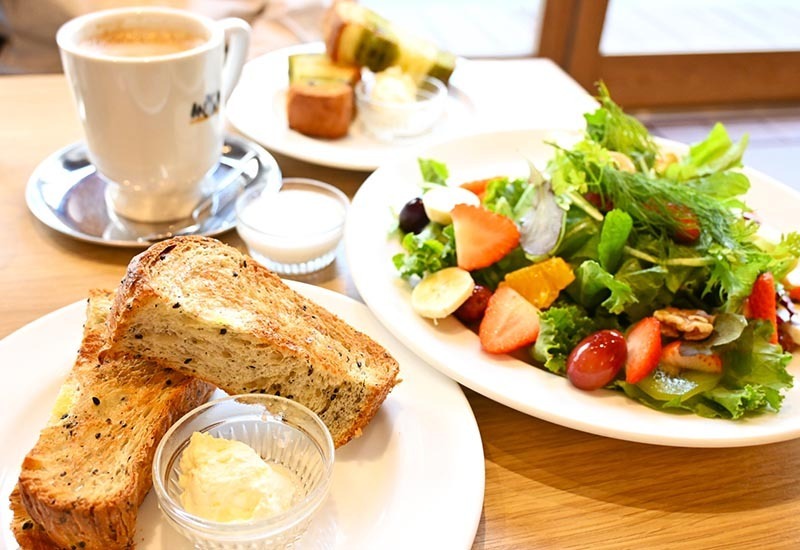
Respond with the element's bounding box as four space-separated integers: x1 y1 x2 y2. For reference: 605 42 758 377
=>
286 52 359 139
100 236 400 448
14 290 214 550
287 80 354 139
323 0 457 84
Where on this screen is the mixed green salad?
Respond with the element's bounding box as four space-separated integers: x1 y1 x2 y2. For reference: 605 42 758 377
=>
392 85 800 420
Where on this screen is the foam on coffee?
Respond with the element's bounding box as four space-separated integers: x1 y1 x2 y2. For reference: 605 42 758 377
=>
79 28 206 57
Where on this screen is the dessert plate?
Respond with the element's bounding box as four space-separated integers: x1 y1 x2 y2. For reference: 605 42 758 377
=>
25 135 280 248
226 42 477 171
345 128 800 448
0 283 484 549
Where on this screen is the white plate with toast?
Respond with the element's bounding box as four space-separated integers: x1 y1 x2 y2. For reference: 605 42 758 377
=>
345 128 800 448
226 42 477 172
0 282 484 549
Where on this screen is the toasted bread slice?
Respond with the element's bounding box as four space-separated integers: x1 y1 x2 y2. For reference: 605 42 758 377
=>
101 236 400 448
14 290 214 550
9 486 57 550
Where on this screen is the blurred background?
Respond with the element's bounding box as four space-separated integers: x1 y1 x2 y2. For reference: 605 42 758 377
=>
364 0 800 190
4 0 798 188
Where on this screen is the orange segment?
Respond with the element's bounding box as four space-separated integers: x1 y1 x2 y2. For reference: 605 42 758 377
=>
504 257 575 309
506 268 558 308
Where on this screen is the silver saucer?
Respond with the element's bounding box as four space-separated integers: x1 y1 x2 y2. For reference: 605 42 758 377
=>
25 135 281 248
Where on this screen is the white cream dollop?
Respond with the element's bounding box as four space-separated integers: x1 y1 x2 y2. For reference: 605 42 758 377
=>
178 432 298 523
370 66 417 104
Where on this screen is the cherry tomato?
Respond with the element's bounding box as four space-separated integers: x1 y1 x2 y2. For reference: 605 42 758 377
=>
566 330 627 390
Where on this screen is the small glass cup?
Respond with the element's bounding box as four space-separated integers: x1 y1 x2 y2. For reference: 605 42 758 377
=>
152 394 335 549
355 75 447 142
236 178 349 275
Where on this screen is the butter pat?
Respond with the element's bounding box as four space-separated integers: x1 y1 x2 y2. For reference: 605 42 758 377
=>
178 432 298 523
48 381 79 425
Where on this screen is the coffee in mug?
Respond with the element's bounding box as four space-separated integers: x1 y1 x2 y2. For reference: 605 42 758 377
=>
57 8 251 223
78 28 207 57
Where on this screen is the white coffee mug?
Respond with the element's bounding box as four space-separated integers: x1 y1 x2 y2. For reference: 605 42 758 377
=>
57 8 250 223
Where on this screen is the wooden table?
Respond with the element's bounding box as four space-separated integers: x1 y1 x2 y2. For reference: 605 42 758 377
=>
2 67 799 550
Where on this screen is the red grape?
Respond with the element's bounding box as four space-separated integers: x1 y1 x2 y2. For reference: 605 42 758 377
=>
566 330 627 390
399 197 430 234
454 285 493 324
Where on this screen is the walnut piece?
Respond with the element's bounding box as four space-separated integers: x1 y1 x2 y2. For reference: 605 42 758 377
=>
653 307 715 341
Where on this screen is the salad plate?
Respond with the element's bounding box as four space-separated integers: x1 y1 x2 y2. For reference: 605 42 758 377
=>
226 42 478 171
0 283 484 549
345 128 800 448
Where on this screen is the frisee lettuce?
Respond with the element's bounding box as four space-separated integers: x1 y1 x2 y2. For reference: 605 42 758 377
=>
532 304 599 374
568 260 638 315
392 223 455 280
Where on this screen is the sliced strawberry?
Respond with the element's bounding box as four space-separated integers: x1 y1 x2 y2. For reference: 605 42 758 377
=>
460 178 495 201
451 204 520 271
624 317 663 383
660 340 723 374
479 285 540 354
746 272 779 344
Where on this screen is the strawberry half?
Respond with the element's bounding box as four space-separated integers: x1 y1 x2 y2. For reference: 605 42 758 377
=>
746 272 779 344
479 285 540 354
451 204 520 271
660 340 722 373
624 317 662 383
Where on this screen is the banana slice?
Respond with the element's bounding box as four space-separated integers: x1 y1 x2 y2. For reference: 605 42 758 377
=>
411 267 475 319
422 186 480 225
